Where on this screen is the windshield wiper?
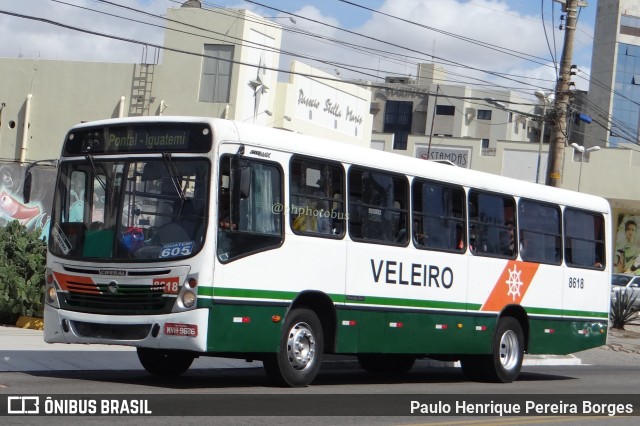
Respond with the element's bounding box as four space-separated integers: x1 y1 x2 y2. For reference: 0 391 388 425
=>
162 153 186 217
85 154 108 193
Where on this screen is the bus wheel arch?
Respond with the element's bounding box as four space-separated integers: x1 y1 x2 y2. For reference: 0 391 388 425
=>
499 305 529 353
289 291 337 353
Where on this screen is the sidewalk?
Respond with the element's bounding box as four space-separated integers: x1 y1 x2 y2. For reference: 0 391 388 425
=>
3 324 628 373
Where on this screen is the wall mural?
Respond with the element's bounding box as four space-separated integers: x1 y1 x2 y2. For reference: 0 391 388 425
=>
0 163 56 240
615 213 640 275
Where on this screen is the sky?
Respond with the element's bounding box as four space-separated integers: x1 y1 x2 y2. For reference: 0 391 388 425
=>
0 0 598 101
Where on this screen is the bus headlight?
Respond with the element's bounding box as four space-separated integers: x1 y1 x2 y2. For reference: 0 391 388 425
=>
45 284 59 307
181 291 196 308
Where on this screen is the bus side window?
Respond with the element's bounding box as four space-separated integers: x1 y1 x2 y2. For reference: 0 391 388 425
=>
412 179 466 252
289 156 345 237
348 168 408 244
519 199 562 265
217 154 283 262
468 190 516 258
564 208 605 269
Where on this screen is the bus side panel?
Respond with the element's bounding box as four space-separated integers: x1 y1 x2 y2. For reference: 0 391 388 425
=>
208 233 346 352
562 266 609 322
206 303 287 353
342 241 474 354
528 318 607 354
335 308 495 355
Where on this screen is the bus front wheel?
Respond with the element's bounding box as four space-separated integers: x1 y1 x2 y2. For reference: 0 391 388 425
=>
263 308 324 387
460 316 524 383
137 347 194 377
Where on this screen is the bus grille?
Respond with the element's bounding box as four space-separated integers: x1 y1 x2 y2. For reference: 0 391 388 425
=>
62 282 173 315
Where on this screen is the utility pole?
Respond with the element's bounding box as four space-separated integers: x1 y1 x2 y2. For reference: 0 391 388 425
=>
546 0 583 187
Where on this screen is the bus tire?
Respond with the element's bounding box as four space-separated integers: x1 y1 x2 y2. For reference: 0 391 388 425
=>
263 308 324 387
136 347 194 377
461 317 524 383
357 354 415 374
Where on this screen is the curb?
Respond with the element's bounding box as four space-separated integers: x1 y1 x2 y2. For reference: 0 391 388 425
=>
15 316 44 330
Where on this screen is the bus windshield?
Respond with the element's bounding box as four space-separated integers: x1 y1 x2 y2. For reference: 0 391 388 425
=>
49 157 209 261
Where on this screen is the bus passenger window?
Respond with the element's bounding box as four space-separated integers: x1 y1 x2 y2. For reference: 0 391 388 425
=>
518 199 561 264
564 208 605 269
412 179 465 252
289 156 345 237
468 190 516 258
348 168 408 245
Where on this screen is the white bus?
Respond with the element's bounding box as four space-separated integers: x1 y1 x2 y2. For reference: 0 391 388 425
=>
30 116 611 387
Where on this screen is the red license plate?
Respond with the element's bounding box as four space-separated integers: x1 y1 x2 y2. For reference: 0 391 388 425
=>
164 323 198 337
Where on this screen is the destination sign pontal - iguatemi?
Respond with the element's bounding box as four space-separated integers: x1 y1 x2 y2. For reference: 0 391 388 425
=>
62 123 213 156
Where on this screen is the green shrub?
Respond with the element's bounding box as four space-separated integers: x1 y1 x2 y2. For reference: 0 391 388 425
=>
610 289 640 330
0 220 47 325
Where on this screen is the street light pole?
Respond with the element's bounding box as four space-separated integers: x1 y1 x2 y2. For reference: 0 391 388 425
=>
570 143 600 191
534 90 553 184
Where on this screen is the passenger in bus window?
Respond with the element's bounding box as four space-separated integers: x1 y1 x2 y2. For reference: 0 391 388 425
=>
218 187 235 230
315 177 331 234
502 220 516 256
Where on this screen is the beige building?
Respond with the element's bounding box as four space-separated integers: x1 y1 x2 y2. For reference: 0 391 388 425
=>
0 3 372 165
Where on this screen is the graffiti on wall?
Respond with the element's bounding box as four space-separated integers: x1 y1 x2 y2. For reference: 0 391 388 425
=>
0 163 55 240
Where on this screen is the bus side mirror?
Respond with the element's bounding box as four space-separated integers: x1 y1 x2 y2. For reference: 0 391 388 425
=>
23 171 33 204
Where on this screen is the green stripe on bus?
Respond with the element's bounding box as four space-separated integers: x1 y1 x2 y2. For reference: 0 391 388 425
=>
198 287 606 320
526 306 608 319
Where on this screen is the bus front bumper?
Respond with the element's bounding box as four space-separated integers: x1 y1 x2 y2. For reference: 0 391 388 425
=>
43 304 209 353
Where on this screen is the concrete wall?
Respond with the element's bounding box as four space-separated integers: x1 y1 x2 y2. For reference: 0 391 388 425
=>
0 59 134 162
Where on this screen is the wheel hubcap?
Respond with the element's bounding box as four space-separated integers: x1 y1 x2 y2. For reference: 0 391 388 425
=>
499 330 519 370
286 322 316 371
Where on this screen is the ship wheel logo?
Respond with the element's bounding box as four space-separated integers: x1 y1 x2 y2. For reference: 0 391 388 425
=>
505 265 523 301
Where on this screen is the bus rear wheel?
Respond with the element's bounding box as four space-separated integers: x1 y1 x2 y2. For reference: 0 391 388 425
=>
137 347 194 377
263 308 324 387
460 316 524 383
357 354 416 374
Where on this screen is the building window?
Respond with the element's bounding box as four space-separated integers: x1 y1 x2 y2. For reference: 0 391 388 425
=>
481 138 490 148
477 110 492 120
199 45 234 103
384 100 412 150
621 15 640 37
436 105 455 116
621 14 640 29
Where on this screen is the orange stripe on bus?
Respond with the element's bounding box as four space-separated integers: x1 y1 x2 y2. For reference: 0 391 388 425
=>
53 272 99 294
480 261 540 312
